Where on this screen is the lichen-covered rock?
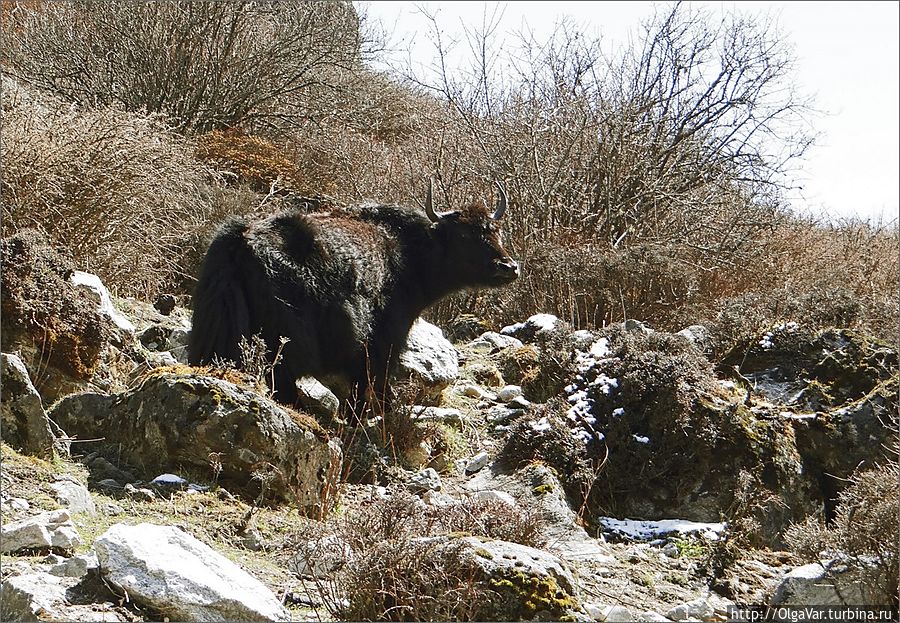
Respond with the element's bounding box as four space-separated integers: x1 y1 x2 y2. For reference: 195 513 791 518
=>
550 324 821 544
49 369 341 513
95 523 290 622
458 536 581 620
0 352 56 458
718 325 897 410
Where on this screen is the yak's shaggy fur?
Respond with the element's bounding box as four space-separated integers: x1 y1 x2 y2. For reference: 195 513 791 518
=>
189 195 518 409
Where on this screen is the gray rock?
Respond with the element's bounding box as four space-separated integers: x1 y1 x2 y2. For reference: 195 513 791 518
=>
398 319 459 403
103 502 125 516
49 552 98 578
410 405 464 424
124 483 156 502
469 331 524 353
0 509 80 554
497 384 523 402
296 376 341 422
0 572 126 622
50 371 341 512
666 597 714 622
638 611 672 622
584 603 637 622
95 523 290 622
456 381 497 401
464 451 490 474
770 561 869 606
459 536 580 617
676 324 712 351
407 467 442 494
469 489 516 506
1 353 56 458
49 479 95 514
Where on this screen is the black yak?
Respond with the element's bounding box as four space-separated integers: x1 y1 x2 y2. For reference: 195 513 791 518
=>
188 182 518 411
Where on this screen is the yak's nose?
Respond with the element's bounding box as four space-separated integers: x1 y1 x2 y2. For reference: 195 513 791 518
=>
494 257 520 281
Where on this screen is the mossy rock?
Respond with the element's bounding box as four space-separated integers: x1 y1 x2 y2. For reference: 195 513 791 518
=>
1 230 116 403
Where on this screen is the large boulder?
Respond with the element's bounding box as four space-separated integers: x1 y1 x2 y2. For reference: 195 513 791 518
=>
95 523 290 622
50 369 341 513
0 231 125 403
539 324 821 544
1 352 56 458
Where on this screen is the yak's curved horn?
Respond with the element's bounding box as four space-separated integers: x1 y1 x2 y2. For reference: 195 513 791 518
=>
492 181 508 220
424 178 441 223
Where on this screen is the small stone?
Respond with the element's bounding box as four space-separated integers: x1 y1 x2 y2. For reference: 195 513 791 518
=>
240 529 265 552
49 552 98 578
49 479 96 514
666 598 714 622
6 498 30 512
464 451 490 474
638 611 672 622
124 483 156 502
585 603 636 622
661 542 679 558
96 478 122 490
407 468 441 494
497 385 523 402
103 503 125 516
422 491 458 507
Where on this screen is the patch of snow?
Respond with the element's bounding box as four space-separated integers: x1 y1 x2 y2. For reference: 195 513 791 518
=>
501 313 561 336
531 417 552 433
600 517 726 541
632 435 649 444
70 271 136 334
589 337 611 358
612 408 625 417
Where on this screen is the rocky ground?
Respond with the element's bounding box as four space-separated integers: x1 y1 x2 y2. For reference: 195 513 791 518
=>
1 232 897 622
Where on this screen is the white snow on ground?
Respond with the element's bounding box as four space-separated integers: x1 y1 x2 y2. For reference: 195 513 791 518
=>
70 270 136 333
632 435 649 444
600 517 726 541
500 313 560 335
565 337 618 442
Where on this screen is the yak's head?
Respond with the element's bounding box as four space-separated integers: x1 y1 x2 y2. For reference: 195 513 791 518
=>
425 180 519 288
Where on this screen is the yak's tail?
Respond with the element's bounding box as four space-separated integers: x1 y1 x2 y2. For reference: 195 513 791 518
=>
188 219 253 367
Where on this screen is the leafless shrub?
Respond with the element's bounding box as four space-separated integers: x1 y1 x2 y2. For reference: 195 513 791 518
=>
0 89 219 297
1 0 374 133
785 460 899 606
310 490 544 620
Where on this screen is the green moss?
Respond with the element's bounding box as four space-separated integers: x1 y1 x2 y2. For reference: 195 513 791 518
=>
532 484 554 496
473 547 494 560
487 570 579 620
